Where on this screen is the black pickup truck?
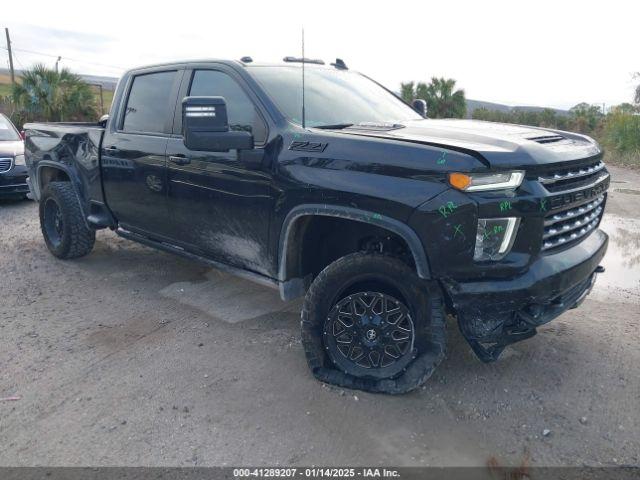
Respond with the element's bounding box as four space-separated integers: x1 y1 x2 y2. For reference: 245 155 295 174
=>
24 57 609 394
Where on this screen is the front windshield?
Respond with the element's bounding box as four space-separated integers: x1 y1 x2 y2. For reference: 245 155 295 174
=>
0 115 20 141
249 66 421 127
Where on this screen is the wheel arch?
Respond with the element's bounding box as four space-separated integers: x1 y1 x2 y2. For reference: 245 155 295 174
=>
278 204 431 300
36 161 90 226
36 161 78 196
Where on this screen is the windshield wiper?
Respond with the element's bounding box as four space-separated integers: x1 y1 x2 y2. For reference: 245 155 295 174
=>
312 123 354 130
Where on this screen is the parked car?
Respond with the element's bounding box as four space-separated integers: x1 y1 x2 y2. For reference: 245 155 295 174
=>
0 113 28 199
23 57 609 393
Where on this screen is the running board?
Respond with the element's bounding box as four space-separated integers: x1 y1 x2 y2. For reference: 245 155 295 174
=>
116 228 278 290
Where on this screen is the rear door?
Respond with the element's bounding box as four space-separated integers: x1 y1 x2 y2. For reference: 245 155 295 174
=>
101 68 183 239
164 66 275 276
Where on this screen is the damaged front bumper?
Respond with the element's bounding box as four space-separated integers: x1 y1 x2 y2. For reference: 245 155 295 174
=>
442 229 609 362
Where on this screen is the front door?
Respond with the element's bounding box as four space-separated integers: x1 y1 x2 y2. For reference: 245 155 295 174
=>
165 68 274 276
102 69 182 239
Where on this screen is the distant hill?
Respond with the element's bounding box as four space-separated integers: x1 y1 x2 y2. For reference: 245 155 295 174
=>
466 98 570 118
77 74 118 90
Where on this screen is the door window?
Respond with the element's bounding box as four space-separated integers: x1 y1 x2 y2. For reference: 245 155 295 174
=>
122 71 177 134
189 70 267 143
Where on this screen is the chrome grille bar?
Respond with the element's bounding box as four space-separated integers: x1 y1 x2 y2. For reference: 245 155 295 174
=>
542 217 600 251
0 158 12 173
543 206 603 239
538 161 606 185
543 195 605 227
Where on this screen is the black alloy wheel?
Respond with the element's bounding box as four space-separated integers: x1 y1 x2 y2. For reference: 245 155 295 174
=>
324 291 416 379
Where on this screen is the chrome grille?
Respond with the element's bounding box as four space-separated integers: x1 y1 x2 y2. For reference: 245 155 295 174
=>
0 157 12 173
538 160 607 193
542 195 605 252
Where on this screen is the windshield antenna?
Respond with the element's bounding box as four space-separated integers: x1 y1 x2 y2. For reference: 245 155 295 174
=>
301 27 306 129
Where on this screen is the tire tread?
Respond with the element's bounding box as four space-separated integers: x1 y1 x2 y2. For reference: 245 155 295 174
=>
40 181 95 259
300 252 446 394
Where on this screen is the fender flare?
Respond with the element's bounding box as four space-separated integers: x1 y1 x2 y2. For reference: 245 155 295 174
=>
277 204 431 285
35 161 81 195
35 161 90 223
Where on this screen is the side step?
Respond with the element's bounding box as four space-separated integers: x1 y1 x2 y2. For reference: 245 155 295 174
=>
115 228 279 290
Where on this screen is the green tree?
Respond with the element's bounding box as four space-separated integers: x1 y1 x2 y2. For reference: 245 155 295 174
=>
402 77 466 118
539 108 557 128
419 77 466 119
11 64 98 122
604 111 640 153
634 72 640 105
569 102 603 134
400 82 415 103
611 103 638 114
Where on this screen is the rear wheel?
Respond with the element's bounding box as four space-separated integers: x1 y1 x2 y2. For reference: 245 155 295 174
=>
39 181 95 259
301 252 446 394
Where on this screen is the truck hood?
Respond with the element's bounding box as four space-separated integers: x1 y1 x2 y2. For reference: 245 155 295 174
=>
342 119 601 168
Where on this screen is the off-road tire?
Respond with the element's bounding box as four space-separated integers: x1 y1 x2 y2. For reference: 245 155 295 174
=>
39 181 95 259
301 252 446 394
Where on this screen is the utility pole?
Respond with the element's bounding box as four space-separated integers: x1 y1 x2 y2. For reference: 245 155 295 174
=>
97 84 104 115
4 28 15 86
90 83 105 115
55 56 61 73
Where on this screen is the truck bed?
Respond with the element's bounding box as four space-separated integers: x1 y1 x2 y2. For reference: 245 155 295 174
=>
24 122 107 219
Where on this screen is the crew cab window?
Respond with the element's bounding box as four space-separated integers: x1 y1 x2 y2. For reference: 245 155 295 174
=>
122 71 176 134
189 70 267 143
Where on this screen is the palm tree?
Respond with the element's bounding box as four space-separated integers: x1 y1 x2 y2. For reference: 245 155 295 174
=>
11 64 98 122
400 82 416 103
399 77 466 118
420 77 466 119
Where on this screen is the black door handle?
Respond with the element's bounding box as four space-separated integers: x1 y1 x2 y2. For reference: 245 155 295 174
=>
104 146 119 152
169 155 190 166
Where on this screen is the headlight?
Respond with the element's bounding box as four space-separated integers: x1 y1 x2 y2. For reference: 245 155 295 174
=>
474 217 520 261
449 171 525 192
14 154 25 166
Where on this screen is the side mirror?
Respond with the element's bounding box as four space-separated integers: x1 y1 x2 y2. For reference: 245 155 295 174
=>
19 130 26 141
182 96 254 152
411 99 427 118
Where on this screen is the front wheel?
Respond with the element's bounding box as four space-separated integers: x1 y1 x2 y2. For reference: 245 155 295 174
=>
301 252 446 394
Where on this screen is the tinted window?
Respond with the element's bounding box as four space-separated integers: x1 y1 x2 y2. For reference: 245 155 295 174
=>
0 115 20 141
249 66 421 127
189 70 266 142
122 71 176 133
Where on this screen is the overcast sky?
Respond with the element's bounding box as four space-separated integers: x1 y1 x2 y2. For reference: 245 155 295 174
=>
2 0 637 110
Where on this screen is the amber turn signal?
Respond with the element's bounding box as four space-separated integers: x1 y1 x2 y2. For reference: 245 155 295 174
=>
448 173 472 190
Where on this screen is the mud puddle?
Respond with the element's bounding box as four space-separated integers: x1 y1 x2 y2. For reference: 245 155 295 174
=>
591 214 640 304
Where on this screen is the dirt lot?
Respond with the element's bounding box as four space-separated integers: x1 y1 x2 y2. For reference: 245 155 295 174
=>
0 166 638 468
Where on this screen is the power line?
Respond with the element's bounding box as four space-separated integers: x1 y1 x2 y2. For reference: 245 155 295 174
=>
0 45 125 71
11 50 27 71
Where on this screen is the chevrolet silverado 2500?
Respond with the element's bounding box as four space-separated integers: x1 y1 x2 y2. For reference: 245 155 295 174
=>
24 57 609 394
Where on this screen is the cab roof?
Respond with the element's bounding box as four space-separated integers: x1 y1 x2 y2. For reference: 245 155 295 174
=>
126 57 347 74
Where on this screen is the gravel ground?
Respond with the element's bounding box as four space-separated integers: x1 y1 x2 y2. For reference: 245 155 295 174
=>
0 166 638 468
